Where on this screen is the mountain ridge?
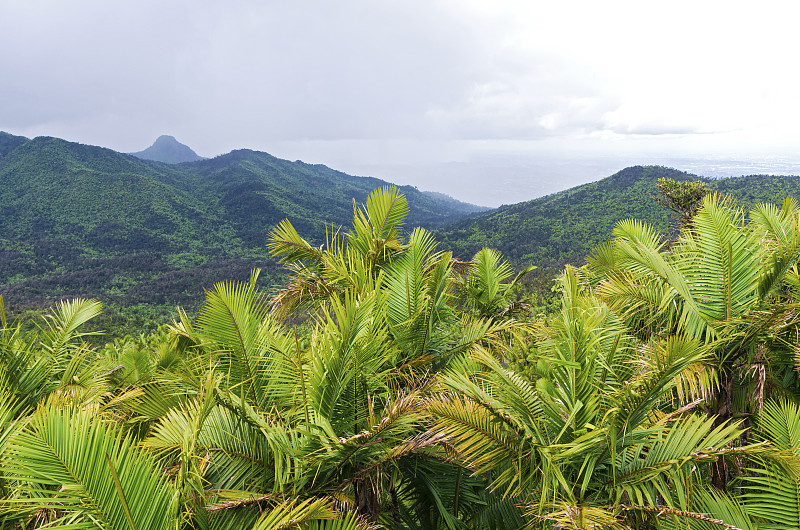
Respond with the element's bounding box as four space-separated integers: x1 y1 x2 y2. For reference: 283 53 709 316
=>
434 165 800 271
0 133 486 315
129 135 205 163
5 131 800 326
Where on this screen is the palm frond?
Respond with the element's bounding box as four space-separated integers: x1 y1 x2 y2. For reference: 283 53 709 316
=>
250 498 337 530
636 491 754 530
267 218 325 265
537 503 631 530
40 298 103 359
2 405 177 530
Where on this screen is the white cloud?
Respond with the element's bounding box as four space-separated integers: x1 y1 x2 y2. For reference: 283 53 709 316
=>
3 0 800 204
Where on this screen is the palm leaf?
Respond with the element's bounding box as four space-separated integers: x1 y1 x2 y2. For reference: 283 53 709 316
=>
348 187 408 263
250 498 336 529
2 405 177 530
40 298 103 359
267 219 325 265
741 399 800 529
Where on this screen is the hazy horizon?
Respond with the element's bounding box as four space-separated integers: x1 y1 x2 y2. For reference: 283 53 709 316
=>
7 128 800 208
4 1 800 206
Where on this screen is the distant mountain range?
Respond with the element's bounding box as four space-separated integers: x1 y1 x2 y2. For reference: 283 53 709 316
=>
0 132 486 314
128 135 205 163
435 165 800 271
3 131 800 324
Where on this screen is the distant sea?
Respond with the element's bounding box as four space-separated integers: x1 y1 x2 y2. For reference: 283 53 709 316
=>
361 155 800 208
660 156 800 180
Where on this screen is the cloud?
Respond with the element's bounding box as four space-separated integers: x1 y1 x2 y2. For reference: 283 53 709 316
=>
0 1 620 150
600 120 719 137
3 0 800 205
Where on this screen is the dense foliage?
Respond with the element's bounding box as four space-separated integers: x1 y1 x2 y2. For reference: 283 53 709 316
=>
0 133 485 316
7 132 800 339
436 165 800 271
4 187 800 529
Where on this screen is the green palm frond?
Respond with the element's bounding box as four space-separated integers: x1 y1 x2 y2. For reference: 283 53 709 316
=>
348 186 409 262
271 263 341 319
427 392 533 495
307 290 391 427
740 400 800 529
40 298 103 359
608 218 704 337
595 270 677 336
195 269 291 408
612 335 710 430
637 490 755 530
749 197 798 248
463 493 526 530
0 388 26 505
2 405 177 530
250 498 337 529
124 377 195 424
750 200 800 300
682 195 759 329
267 218 325 265
438 346 546 444
536 267 635 437
537 503 630 530
612 415 744 488
307 511 378 530
743 462 800 530
0 329 51 406
384 237 457 372
455 247 535 321
384 228 443 350
756 399 800 454
211 387 299 490
467 248 514 311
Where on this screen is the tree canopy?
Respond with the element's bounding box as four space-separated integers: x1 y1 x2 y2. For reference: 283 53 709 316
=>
3 186 800 529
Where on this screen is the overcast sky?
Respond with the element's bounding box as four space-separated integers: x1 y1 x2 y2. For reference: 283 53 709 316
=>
3 1 800 206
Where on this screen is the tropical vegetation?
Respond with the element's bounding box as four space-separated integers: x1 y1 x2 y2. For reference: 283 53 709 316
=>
0 132 485 319
4 183 800 529
9 131 800 338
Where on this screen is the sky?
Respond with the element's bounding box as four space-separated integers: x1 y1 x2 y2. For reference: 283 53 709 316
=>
3 0 800 206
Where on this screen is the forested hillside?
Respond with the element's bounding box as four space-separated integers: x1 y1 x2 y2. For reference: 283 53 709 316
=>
0 133 484 318
436 165 800 270
5 131 800 330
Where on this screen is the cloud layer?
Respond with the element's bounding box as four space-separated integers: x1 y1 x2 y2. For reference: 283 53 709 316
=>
3 1 800 205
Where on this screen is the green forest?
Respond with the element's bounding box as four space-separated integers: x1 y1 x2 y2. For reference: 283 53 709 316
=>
3 183 800 529
0 133 486 335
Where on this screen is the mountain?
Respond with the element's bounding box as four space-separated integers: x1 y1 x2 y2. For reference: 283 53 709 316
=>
435 165 800 271
7 131 800 326
0 131 28 158
423 191 491 215
181 149 489 247
129 135 205 163
0 134 485 317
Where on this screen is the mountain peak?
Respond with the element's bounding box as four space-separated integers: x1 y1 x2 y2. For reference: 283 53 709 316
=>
129 135 204 164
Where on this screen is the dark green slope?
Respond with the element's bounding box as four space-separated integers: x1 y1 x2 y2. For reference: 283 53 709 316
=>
714 174 800 203
0 137 233 250
436 166 693 269
0 132 28 158
0 135 484 314
183 149 486 247
0 136 248 313
436 166 800 271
